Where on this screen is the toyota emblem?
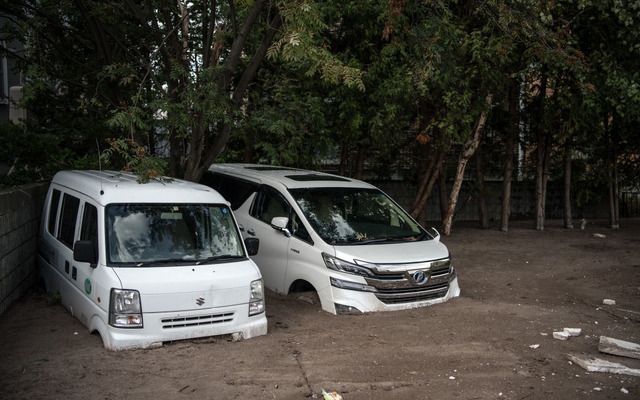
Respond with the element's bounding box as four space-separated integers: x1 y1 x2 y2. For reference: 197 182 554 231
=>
412 270 430 285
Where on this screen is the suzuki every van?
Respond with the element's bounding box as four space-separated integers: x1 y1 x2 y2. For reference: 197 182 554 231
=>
201 164 460 315
38 170 267 350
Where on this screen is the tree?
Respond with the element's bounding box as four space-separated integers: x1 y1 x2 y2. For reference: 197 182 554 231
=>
442 94 493 235
1 0 363 182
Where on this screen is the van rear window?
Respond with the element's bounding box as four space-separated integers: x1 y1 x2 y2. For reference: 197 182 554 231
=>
47 189 61 235
58 194 80 248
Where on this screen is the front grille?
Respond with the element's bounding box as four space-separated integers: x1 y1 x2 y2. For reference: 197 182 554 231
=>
161 312 234 329
375 282 450 304
362 258 455 305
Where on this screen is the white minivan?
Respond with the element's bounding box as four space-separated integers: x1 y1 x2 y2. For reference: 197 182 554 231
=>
202 164 460 315
38 170 267 350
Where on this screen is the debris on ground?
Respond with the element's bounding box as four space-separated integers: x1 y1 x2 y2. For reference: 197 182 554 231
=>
599 336 640 360
567 353 640 377
321 389 343 400
563 328 582 337
552 327 581 341
603 299 616 305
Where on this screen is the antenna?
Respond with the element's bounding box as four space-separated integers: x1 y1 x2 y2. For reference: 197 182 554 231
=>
96 139 102 171
96 139 105 194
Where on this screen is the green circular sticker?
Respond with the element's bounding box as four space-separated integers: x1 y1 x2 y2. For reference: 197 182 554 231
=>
84 278 92 295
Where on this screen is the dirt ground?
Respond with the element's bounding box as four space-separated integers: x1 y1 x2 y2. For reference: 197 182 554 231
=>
1 219 639 400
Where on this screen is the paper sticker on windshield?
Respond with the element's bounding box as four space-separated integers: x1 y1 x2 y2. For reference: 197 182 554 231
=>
222 207 229 215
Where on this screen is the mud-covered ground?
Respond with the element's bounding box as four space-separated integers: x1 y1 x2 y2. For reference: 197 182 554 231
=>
1 219 639 400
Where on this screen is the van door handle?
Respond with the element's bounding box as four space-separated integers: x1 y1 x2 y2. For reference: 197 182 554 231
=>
238 224 245 232
247 229 255 236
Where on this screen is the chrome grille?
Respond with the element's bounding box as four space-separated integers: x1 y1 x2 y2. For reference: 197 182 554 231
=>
162 312 234 329
361 258 455 304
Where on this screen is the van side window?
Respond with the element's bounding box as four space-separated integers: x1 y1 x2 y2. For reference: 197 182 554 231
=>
58 194 80 248
47 189 61 235
80 203 99 244
201 173 258 210
252 187 288 224
251 187 312 244
290 212 312 243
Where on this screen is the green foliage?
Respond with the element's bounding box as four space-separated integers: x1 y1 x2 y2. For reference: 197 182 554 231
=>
1 0 638 198
270 0 366 91
0 121 101 187
100 138 171 184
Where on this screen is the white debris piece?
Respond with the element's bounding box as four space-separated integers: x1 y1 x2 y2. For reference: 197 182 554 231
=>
553 331 570 341
530 344 540 349
621 388 629 395
567 353 640 377
593 233 607 238
563 328 582 337
599 336 640 360
603 299 616 305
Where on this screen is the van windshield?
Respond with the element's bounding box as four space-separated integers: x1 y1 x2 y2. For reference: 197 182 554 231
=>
106 204 244 266
289 188 429 245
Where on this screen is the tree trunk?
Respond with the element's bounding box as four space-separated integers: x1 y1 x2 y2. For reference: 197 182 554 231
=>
606 118 620 229
475 137 489 229
541 125 552 226
534 75 548 231
338 143 350 176
442 94 493 235
563 137 573 229
438 172 448 223
182 11 282 182
243 128 255 163
501 77 518 232
411 143 437 213
410 144 448 226
355 146 365 180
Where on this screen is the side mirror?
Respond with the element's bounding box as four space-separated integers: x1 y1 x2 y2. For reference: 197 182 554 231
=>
244 237 259 256
429 227 441 242
270 216 292 237
73 240 98 267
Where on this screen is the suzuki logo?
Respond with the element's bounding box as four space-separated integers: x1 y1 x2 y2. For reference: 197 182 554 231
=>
196 297 205 306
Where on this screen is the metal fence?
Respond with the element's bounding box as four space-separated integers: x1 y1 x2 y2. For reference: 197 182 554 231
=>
621 192 640 218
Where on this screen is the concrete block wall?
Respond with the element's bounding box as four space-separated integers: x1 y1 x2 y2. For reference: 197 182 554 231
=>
0 182 49 316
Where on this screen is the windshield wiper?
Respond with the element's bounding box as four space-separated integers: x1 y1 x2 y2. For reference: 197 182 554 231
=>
196 255 246 265
136 258 195 267
350 237 407 245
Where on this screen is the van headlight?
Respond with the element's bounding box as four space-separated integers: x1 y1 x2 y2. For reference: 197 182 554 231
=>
249 279 265 316
322 253 374 278
109 289 143 328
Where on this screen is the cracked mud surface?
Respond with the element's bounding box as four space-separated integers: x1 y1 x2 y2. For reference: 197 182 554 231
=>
1 219 639 399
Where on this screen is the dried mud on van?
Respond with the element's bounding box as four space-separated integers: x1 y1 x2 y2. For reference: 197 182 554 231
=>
1 219 639 399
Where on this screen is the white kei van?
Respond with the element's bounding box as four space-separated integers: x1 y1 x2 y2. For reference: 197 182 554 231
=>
38 170 267 350
202 164 460 315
